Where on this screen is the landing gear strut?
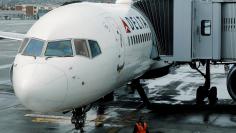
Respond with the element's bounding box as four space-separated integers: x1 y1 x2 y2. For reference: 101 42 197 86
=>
190 60 218 105
71 106 91 132
131 79 151 108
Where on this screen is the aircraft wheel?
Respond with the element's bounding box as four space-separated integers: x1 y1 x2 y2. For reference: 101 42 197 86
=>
208 86 218 105
227 66 236 101
71 108 86 131
75 123 84 131
75 123 80 130
196 86 207 105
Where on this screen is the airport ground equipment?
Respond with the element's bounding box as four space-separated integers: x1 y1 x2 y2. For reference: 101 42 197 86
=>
133 0 236 103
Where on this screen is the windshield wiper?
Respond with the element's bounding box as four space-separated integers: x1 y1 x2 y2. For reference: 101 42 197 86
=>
61 55 73 57
45 56 53 60
45 55 73 59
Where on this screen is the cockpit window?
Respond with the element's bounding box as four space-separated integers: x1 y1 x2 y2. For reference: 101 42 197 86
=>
23 39 45 56
45 40 73 57
18 38 29 53
88 40 101 58
74 39 90 57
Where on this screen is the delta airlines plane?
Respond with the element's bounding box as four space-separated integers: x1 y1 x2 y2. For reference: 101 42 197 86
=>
0 0 170 129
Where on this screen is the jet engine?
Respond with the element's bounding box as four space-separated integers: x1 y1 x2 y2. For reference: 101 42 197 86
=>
227 65 236 101
141 61 171 79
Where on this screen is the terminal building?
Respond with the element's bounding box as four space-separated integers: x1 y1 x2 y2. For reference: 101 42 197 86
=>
15 4 57 19
0 10 25 20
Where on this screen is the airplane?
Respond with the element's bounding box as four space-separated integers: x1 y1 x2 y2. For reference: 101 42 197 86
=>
0 0 171 130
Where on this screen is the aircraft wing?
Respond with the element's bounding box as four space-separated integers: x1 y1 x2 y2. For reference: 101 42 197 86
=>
0 31 25 41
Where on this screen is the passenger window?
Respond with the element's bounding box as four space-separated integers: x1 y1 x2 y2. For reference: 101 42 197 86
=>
141 34 143 42
145 33 148 41
133 36 136 45
144 34 146 41
139 35 141 43
143 34 145 42
136 35 138 44
128 37 130 46
131 36 133 45
19 38 29 53
88 40 101 58
137 35 140 43
45 40 73 57
132 36 134 45
74 39 89 57
23 39 44 56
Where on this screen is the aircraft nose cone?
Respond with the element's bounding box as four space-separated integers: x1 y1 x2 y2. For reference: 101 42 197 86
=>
13 64 68 112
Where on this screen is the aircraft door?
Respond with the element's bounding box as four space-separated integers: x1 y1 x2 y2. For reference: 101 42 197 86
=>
192 1 213 59
105 17 125 73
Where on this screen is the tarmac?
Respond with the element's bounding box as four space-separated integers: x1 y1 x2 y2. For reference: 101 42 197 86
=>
0 20 236 133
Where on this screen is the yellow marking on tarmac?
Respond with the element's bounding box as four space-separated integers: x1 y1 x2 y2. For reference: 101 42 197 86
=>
95 115 106 127
25 114 71 124
25 114 70 119
32 117 70 124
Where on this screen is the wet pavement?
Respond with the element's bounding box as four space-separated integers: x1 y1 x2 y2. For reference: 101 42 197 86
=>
1 20 236 133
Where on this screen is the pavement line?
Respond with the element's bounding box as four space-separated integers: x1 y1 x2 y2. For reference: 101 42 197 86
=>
25 114 71 120
25 114 71 124
32 118 70 124
0 64 12 69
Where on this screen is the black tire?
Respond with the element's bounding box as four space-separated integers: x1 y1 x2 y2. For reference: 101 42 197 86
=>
71 116 76 124
227 66 236 101
196 86 207 104
208 86 218 105
75 123 80 130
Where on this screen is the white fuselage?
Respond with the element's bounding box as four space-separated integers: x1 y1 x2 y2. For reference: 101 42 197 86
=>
12 2 156 112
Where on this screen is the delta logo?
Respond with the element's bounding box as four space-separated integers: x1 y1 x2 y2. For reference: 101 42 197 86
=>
120 16 149 33
121 18 131 33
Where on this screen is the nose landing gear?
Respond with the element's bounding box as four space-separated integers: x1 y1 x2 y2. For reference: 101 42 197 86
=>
71 105 91 132
191 60 218 105
71 108 86 132
131 79 151 108
208 86 218 105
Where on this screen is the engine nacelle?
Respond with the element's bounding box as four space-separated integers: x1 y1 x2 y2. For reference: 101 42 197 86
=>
227 65 236 101
140 61 171 79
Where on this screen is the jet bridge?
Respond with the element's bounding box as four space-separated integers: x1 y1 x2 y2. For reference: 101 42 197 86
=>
133 0 236 62
133 0 174 56
133 0 236 102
